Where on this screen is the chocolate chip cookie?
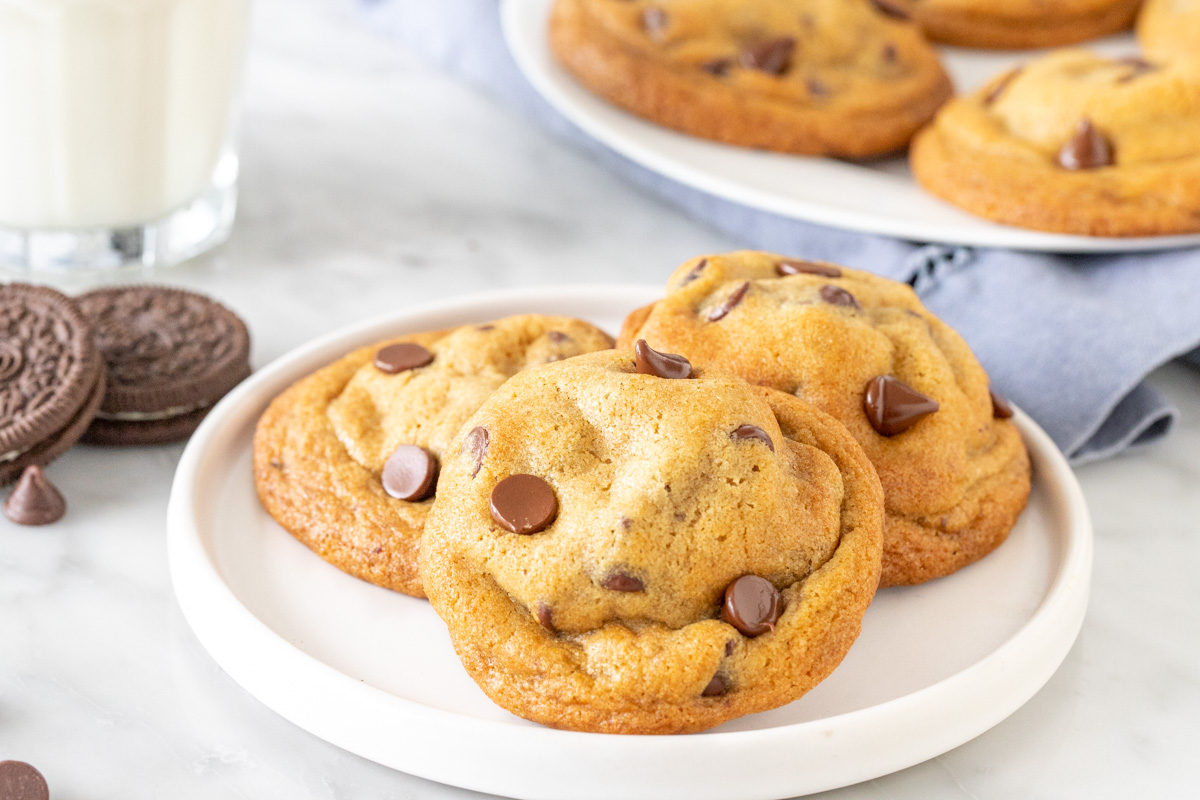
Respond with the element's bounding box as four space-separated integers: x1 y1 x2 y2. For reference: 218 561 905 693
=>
1138 0 1200 60
420 349 884 734
910 50 1200 236
618 252 1030 587
253 315 614 597
549 0 952 157
888 0 1141 49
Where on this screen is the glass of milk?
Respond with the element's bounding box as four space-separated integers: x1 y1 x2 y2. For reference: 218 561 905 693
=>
0 0 251 273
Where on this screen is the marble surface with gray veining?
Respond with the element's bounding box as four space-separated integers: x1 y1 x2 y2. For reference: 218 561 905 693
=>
2 0 1198 797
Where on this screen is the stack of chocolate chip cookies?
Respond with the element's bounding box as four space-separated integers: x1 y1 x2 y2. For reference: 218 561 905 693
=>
546 0 1200 236
253 250 1031 734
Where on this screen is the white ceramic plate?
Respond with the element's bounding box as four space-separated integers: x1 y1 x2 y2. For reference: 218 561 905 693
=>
502 0 1200 254
168 286 1093 800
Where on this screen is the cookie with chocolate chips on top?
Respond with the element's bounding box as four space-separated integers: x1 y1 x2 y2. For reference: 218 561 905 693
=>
549 0 952 157
619 251 1031 587
253 315 614 597
910 50 1200 236
420 348 883 734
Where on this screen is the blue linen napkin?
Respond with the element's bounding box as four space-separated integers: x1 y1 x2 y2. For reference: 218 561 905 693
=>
359 0 1200 464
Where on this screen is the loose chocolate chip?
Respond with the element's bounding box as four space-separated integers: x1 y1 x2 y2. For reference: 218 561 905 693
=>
536 602 555 631
990 389 1014 419
701 59 732 77
547 330 569 343
601 572 645 592
777 259 841 278
642 7 668 39
374 342 434 374
721 575 782 637
706 282 750 322
806 77 831 97
984 68 1022 105
731 424 775 452
740 37 795 76
490 474 558 534
702 673 729 697
863 375 939 436
1056 119 1113 170
819 284 860 309
463 426 489 477
634 339 693 379
3 466 66 526
0 761 49 800
382 445 439 501
681 258 708 284
869 0 911 20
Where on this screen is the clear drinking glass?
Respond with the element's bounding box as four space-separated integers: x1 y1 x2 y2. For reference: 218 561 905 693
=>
0 0 251 274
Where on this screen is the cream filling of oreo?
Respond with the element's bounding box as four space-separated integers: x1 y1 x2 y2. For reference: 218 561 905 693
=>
95 402 208 422
1 448 26 464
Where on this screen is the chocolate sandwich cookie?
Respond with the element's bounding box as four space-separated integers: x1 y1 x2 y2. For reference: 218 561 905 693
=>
1 283 105 486
76 286 251 446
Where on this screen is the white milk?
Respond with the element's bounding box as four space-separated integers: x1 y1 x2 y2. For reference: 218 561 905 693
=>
0 0 250 229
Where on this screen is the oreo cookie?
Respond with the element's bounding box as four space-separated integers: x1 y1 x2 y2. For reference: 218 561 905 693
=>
77 286 251 446
0 283 106 486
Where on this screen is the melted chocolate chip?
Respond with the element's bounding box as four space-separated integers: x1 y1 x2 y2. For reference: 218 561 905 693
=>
547 330 569 343
777 259 841 278
3 466 66 526
490 474 558 534
731 424 775 452
601 572 645 592
863 375 939 436
702 59 732 77
984 68 1022 105
476 324 495 332
724 639 736 657
634 339 693 379
374 342 434 374
642 7 668 40
707 282 750 322
869 0 911 20
990 389 1014 420
536 602 555 631
464 426 489 477
819 284 860 309
681 258 708 284
740 37 795 76
0 761 48 800
382 445 439 501
702 673 729 697
1057 119 1114 170
721 575 782 637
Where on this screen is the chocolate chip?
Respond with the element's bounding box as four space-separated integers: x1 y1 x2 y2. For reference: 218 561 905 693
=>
740 37 795 76
731 424 775 452
819 284 860 309
882 42 897 63
702 673 729 697
535 602 555 631
464 426 489 477
721 575 782 637
634 339 693 379
547 330 569 343
1056 119 1114 170
374 342 434 374
476 324 495 332
490 474 558 534
863 375 939 436
702 59 732 77
681 258 708 283
984 68 1022 105
0 761 49 800
777 259 841 278
706 282 750 322
601 572 645 592
990 389 1014 419
382 445 439 501
869 0 911 20
3 466 65 526
724 639 736 656
806 77 831 97
1114 57 1157 83
642 7 668 40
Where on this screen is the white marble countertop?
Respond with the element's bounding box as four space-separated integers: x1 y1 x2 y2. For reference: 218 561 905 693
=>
3 0 1199 797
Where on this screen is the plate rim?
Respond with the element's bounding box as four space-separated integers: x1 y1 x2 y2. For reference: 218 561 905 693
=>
499 0 1200 255
168 284 1094 800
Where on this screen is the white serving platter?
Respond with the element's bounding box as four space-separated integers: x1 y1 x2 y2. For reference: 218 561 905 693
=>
168 285 1093 800
501 0 1200 254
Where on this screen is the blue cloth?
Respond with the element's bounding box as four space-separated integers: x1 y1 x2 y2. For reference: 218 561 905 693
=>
360 0 1200 463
